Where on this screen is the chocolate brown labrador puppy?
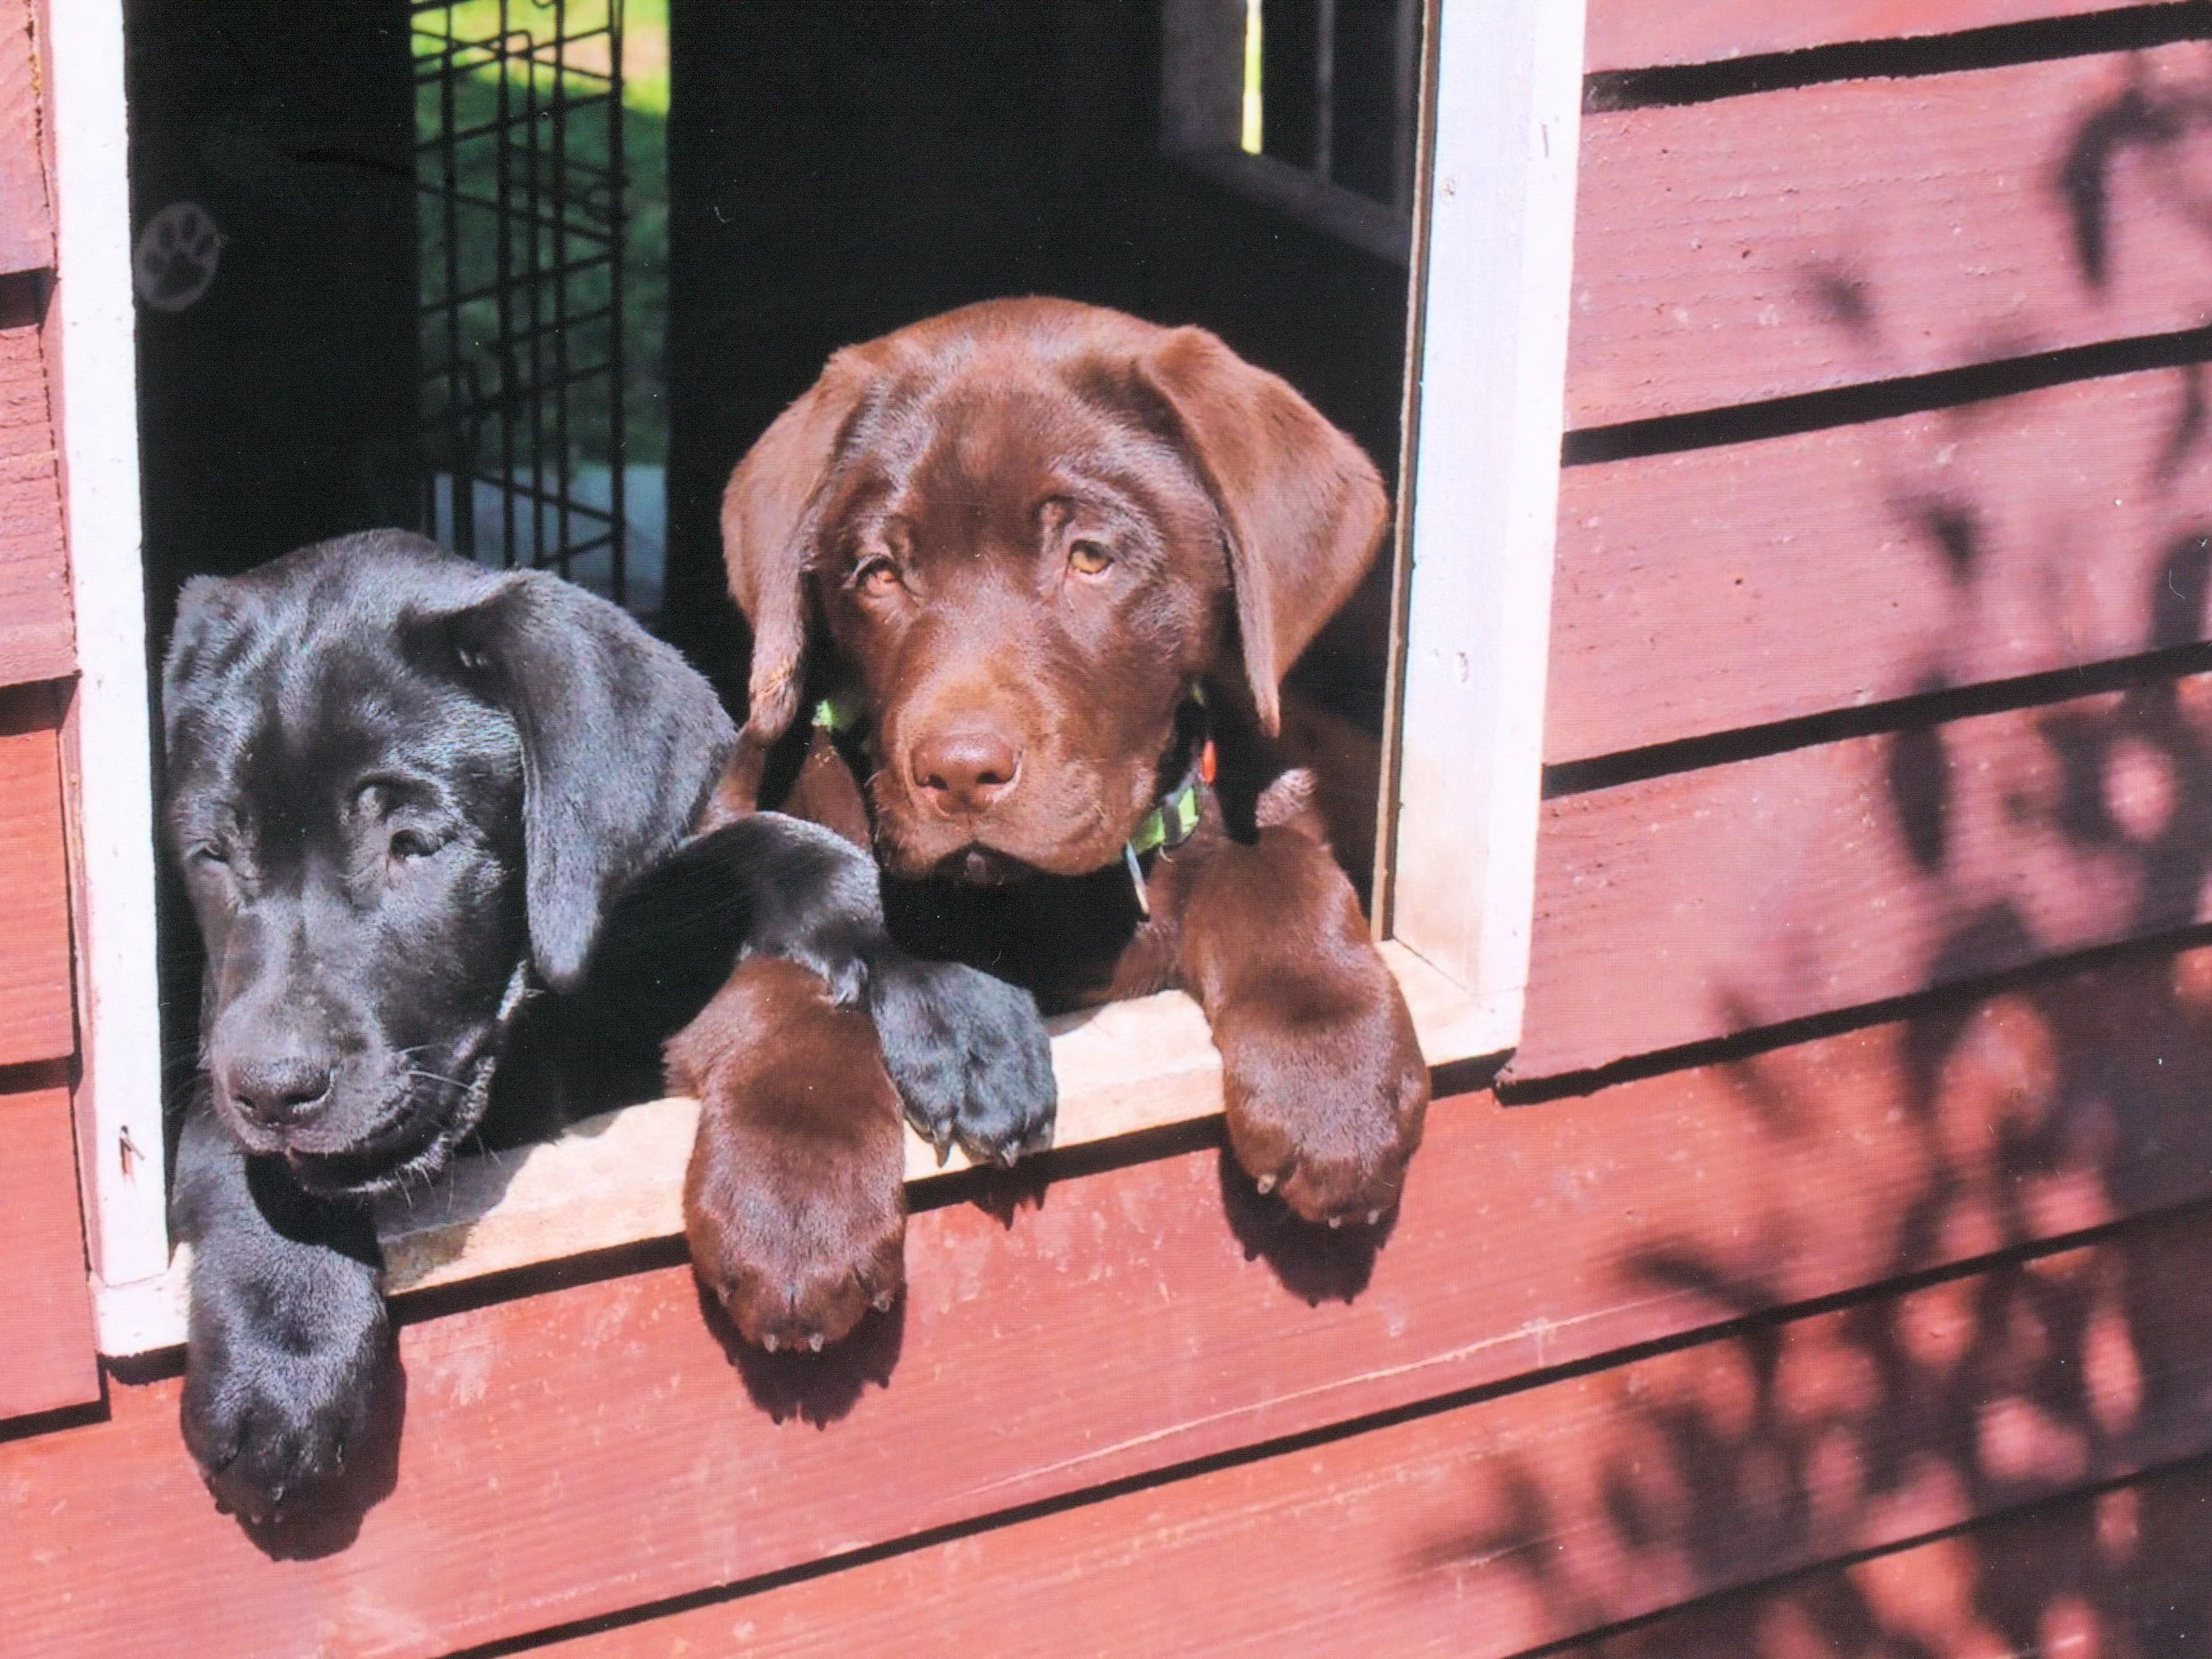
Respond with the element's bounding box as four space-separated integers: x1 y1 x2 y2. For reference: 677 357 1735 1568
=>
710 297 1428 1238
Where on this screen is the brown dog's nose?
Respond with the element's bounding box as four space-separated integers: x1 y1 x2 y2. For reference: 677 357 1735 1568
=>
911 725 1022 815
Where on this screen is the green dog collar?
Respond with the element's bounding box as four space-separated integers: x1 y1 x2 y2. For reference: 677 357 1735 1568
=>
1126 773 1203 857
812 688 868 734
1120 766 1206 919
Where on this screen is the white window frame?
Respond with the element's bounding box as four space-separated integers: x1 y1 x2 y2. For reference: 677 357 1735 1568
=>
47 0 171 1356
1377 0 1583 1053
49 0 1585 1354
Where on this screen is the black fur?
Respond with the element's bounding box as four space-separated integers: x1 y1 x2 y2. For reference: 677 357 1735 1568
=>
586 820 1056 1161
162 531 1052 1522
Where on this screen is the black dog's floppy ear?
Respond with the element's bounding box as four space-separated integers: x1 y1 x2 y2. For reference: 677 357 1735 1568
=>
720 344 880 755
437 573 736 994
161 574 254 749
1137 326 1390 737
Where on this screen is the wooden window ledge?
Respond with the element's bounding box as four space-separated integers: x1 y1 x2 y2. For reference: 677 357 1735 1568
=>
98 944 1493 1356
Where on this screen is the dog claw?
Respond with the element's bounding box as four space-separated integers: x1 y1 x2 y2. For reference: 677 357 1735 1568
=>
808 1333 824 1352
873 1291 894 1312
1255 1174 1275 1195
1367 1209 1382 1226
1327 1215 1342 1229
762 1334 779 1352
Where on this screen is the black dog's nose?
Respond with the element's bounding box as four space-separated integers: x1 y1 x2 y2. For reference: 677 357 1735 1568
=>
226 1055 336 1130
912 725 1022 815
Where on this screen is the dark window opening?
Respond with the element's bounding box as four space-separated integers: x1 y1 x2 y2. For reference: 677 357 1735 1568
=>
125 0 1425 1154
413 0 669 613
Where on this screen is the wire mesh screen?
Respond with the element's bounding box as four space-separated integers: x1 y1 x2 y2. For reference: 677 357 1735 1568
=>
413 0 629 603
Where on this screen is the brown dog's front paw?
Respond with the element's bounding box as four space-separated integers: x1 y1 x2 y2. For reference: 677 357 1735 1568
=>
669 958 907 1352
1215 970 1429 1227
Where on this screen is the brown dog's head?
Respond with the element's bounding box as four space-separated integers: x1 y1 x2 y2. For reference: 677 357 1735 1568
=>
723 298 1388 883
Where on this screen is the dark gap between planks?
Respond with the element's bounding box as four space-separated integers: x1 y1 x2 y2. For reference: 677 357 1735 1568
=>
1585 2 2212 113
1563 325 2212 466
1543 641 2212 798
0 1054 73 1099
1495 918 2212 1102
0 269 49 331
0 1391 110 1447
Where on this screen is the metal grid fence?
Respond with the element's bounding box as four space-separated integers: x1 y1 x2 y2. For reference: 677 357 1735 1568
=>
413 0 629 602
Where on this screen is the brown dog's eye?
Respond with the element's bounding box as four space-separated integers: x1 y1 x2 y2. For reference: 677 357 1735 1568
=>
854 556 902 596
1068 541 1114 577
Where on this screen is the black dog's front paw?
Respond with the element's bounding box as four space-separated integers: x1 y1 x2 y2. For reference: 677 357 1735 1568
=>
870 954 1056 1166
180 1264 389 1523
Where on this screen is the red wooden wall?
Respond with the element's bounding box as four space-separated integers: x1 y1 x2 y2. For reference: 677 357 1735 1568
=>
0 0 95 1433
13 2 2212 1655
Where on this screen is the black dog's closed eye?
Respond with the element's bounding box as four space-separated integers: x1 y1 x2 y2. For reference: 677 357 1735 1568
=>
162 530 1054 1527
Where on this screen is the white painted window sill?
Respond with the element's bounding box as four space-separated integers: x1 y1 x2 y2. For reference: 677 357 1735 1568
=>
98 942 1499 1356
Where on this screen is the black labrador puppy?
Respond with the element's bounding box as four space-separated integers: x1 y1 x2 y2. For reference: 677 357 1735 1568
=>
163 531 1052 1521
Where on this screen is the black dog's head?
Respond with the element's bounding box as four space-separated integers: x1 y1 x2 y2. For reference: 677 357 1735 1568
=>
163 531 733 1198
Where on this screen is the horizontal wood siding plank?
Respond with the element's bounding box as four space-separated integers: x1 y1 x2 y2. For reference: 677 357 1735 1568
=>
13 942 2212 1654
0 299 72 685
1517 672 2212 1079
1568 44 2212 430
1549 365 2212 765
1586 0 2160 75
558 1213 2212 1657
0 1 52 276
0 699 74 1066
1564 1455 2212 1656
0 1078 97 1421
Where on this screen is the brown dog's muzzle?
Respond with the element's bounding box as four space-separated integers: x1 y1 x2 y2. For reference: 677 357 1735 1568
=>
910 717 1022 818
876 674 1153 882
870 621 1145 879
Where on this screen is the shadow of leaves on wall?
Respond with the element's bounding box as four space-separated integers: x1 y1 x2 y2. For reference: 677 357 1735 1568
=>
1413 56 2212 1656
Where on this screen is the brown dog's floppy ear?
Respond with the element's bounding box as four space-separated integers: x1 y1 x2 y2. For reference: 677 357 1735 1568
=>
435 571 736 994
1139 327 1390 736
721 349 877 752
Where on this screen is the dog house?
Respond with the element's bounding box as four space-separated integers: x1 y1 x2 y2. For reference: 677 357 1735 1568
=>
12 0 2212 1650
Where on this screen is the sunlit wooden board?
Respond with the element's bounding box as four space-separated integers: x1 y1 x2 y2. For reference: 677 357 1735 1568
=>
121 944 1490 1352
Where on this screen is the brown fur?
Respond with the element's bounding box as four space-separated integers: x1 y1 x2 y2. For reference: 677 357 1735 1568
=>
672 958 907 1350
721 297 1428 1226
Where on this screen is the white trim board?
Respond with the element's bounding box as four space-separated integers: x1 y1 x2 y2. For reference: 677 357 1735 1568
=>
100 944 1491 1357
44 0 170 1354
1382 0 1585 1055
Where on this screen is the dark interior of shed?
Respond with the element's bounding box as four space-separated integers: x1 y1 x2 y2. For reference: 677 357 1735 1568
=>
658 0 1418 742
125 0 1420 1134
